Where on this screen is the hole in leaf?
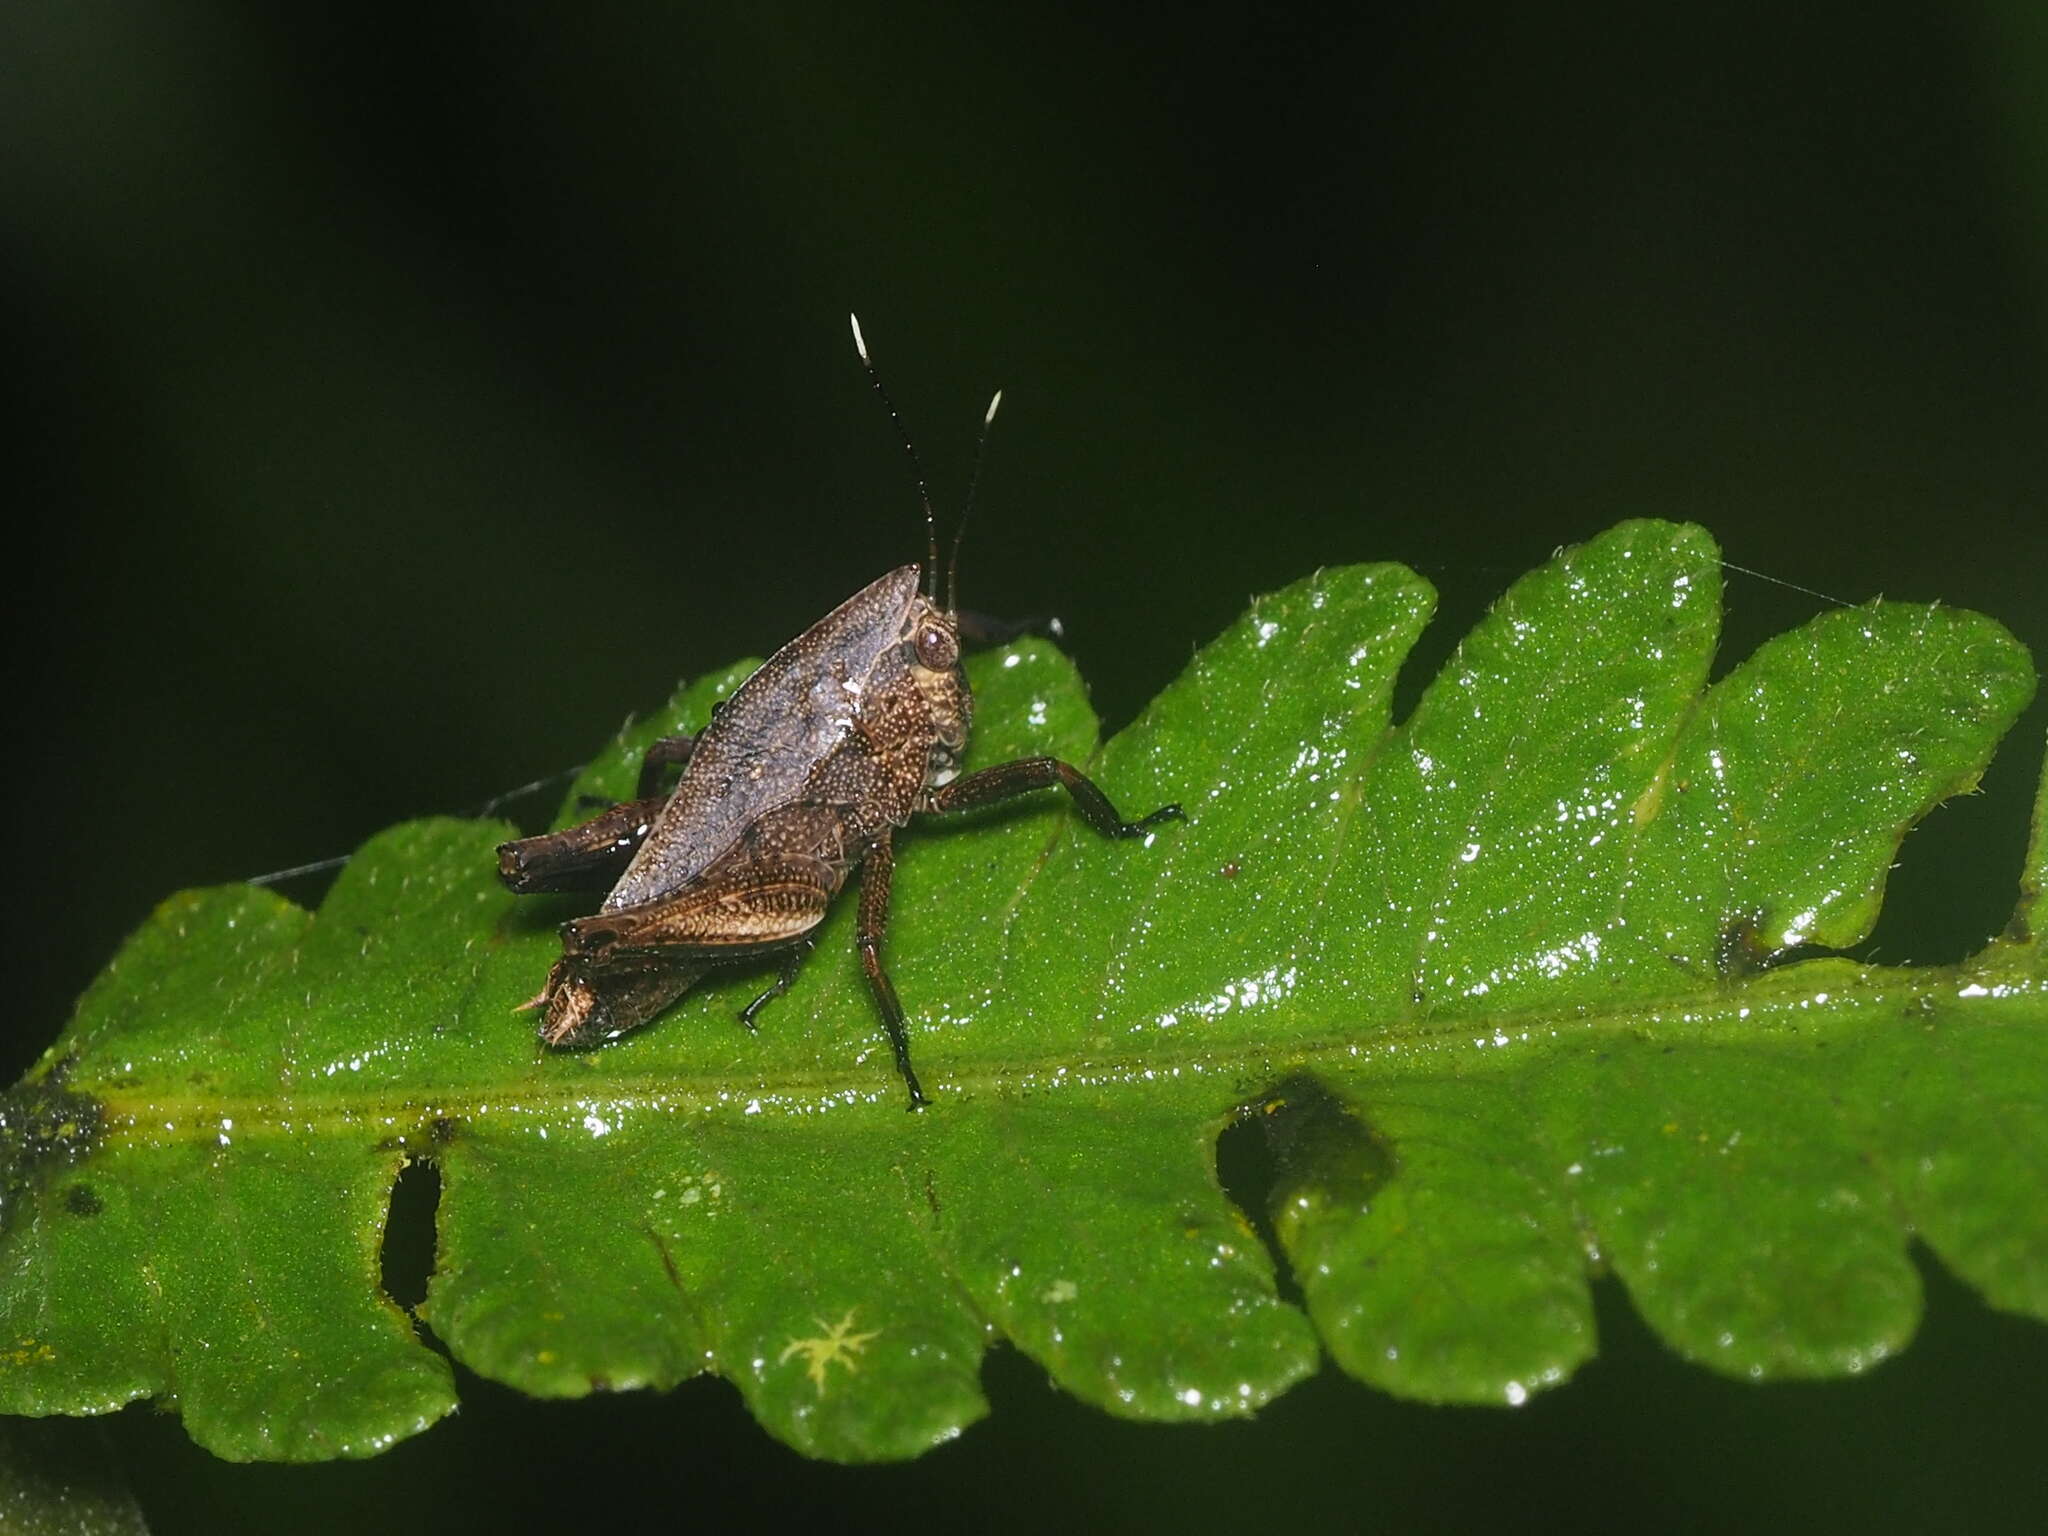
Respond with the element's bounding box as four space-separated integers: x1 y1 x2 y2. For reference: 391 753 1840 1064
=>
1213 1107 1301 1309
1222 1071 1401 1307
1219 1073 1398 1310
379 1155 441 1317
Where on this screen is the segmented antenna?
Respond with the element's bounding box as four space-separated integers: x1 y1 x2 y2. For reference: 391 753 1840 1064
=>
850 313 941 598
949 389 1003 614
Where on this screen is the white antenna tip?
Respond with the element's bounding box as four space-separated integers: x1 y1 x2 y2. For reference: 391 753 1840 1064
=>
849 312 869 362
984 389 1003 425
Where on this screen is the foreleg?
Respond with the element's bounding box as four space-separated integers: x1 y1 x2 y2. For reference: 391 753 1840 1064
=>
925 757 1183 838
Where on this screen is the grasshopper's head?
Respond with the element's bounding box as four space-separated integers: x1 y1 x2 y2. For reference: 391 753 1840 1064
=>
904 589 971 786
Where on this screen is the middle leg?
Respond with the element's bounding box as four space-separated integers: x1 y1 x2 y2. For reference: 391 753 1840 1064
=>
855 830 929 1110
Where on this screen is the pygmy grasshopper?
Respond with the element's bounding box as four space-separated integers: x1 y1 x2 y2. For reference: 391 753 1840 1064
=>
497 318 1182 1107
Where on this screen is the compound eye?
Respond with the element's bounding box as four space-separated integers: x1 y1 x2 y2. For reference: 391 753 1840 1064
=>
914 622 958 670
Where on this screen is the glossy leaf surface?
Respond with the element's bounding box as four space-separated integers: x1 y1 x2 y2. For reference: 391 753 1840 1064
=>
3 521 2042 1462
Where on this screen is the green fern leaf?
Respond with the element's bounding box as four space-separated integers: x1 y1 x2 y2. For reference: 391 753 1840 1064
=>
3 520 2040 1463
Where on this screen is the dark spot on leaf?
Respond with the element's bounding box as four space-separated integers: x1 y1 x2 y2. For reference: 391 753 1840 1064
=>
1716 912 1776 976
1716 910 1829 977
646 1228 685 1295
922 1168 942 1222
65 1183 103 1217
379 1157 441 1316
2005 895 2035 946
1252 1073 1397 1219
0 1080 106 1236
429 1116 463 1146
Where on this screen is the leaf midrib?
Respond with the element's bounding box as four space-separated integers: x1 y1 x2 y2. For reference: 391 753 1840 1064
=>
76 956 2043 1150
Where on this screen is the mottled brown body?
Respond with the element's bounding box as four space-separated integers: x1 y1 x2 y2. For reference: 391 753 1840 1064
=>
600 567 965 917
498 330 1181 1106
500 559 1180 1106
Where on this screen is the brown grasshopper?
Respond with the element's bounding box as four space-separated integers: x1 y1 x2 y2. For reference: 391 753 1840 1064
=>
497 317 1182 1107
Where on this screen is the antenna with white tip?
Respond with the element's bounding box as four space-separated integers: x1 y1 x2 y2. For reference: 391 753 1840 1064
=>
948 388 1003 614
850 313 942 597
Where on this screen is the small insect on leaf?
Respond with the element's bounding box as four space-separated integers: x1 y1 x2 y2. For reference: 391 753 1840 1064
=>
497 319 1184 1106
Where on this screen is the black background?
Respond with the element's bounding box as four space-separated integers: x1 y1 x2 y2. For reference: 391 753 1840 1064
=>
6 3 2046 1531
